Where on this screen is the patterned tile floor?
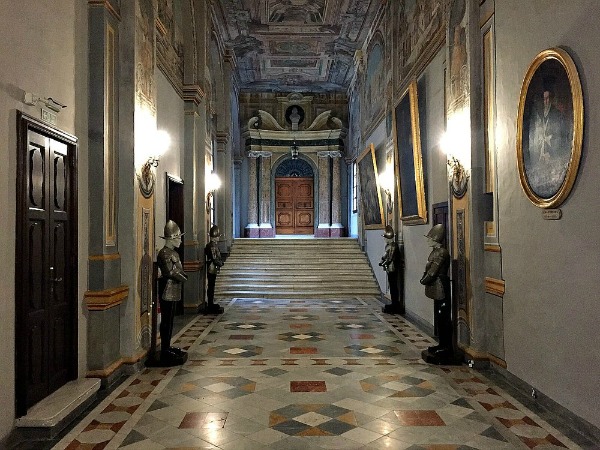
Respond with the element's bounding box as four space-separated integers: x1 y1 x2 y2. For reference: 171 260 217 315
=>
46 297 592 449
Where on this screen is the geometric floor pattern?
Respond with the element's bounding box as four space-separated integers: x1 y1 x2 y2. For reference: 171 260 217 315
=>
52 297 582 449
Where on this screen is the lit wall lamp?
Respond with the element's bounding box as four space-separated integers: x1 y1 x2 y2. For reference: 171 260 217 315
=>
205 171 221 213
440 127 470 199
138 129 170 198
447 156 469 198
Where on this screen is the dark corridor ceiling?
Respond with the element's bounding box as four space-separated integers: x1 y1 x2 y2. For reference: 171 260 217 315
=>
214 0 383 93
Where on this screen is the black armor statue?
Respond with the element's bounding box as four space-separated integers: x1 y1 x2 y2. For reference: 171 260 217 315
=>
379 225 404 314
203 225 224 314
419 224 456 364
156 220 188 366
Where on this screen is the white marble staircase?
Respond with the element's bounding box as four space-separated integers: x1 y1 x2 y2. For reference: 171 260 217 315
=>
214 238 381 299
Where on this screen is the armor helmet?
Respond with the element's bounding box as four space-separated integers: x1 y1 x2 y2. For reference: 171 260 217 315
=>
382 225 395 239
209 225 221 238
425 224 445 243
160 220 184 239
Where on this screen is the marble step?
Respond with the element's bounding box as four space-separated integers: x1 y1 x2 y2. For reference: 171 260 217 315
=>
216 280 379 289
215 237 381 299
215 290 380 299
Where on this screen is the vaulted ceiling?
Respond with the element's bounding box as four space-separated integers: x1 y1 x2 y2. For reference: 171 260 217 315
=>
213 0 383 93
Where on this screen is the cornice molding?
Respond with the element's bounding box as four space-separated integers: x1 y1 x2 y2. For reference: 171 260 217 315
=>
182 85 206 105
88 0 121 22
485 277 505 297
85 285 129 311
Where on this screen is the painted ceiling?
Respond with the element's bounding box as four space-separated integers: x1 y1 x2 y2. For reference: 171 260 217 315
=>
214 0 383 93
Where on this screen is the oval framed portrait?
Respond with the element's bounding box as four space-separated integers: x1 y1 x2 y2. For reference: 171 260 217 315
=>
516 48 583 208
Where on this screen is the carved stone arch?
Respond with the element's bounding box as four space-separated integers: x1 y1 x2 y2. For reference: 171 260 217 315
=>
272 153 317 179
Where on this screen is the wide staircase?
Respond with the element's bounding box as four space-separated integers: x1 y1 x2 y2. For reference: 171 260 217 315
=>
214 238 382 300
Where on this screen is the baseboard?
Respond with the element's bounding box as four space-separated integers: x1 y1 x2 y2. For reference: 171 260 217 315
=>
481 363 600 447
403 310 435 337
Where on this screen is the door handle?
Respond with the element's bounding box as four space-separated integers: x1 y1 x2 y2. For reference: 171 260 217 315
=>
49 266 63 283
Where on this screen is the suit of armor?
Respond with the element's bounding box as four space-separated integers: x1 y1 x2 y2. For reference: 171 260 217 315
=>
204 225 224 314
156 221 188 363
420 225 453 358
420 246 450 300
157 247 187 301
379 226 404 314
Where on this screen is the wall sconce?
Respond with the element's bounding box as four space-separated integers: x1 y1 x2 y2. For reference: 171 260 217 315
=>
290 141 299 159
138 129 170 198
23 92 67 113
447 156 469 198
205 171 221 213
440 111 470 199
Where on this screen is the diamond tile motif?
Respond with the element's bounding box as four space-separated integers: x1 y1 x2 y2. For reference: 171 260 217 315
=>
345 344 402 357
336 322 372 329
270 404 357 436
223 322 267 330
325 367 352 376
51 297 580 450
207 344 263 357
282 313 319 321
278 331 324 342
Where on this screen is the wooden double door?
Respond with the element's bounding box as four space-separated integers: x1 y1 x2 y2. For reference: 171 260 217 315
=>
275 177 314 235
16 113 77 415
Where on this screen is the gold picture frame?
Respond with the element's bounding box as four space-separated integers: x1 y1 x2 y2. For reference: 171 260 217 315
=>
357 143 385 230
393 80 427 225
516 47 583 208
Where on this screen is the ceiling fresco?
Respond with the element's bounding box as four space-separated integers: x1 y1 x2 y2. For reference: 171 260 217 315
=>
214 0 383 92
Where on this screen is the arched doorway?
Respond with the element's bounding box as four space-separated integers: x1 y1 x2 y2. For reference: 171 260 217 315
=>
274 157 314 235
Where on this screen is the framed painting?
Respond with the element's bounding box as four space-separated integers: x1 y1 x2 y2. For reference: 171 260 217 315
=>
393 80 427 225
357 143 385 229
516 47 583 208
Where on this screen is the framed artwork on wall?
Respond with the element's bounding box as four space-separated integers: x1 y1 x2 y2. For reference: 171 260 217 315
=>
357 143 385 229
393 80 427 225
516 47 583 208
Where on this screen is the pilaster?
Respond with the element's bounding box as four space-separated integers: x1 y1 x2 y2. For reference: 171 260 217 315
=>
245 154 259 237
316 151 332 237
259 153 274 237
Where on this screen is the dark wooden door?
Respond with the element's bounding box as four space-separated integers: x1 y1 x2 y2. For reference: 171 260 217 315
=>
275 177 314 234
166 174 184 313
16 113 77 415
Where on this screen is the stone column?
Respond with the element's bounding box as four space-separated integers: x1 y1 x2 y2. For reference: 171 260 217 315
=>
316 151 331 237
216 131 230 249
330 152 344 237
259 153 274 237
245 154 259 237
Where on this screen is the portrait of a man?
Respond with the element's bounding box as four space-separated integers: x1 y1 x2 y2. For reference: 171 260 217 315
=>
522 59 574 199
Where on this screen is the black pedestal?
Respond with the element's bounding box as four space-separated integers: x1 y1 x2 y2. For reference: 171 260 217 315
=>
145 349 188 367
421 348 462 365
202 303 224 315
381 303 404 315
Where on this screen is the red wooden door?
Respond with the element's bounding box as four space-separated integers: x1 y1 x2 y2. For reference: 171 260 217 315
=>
275 177 314 234
16 113 77 415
